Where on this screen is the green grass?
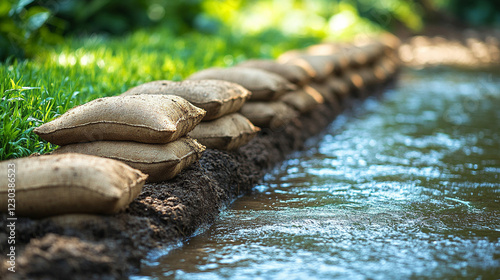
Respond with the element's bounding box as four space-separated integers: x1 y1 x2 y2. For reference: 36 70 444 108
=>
0 28 321 160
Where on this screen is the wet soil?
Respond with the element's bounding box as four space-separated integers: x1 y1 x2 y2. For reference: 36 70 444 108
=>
0 81 394 279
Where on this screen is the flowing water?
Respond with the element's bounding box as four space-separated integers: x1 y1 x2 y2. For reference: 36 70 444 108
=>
134 67 500 279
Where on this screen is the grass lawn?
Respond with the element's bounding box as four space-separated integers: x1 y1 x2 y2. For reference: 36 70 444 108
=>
0 28 322 160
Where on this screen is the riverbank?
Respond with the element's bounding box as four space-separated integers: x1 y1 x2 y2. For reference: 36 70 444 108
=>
0 72 396 279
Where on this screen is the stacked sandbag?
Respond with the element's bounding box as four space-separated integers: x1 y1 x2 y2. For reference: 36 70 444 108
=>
187 67 297 101
35 94 206 182
237 59 311 86
279 86 325 114
122 80 250 120
286 34 399 103
33 34 400 181
188 113 259 150
277 47 348 109
238 33 400 128
220 60 312 130
234 49 342 127
0 153 148 218
122 79 260 150
239 101 299 129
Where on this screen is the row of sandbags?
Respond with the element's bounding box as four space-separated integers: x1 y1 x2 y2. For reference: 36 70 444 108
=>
0 34 401 218
35 94 207 183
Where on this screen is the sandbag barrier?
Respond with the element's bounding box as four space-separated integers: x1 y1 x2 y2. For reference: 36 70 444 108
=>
0 33 400 278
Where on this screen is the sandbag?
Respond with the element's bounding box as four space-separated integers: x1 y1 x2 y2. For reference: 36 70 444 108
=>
280 88 324 113
0 153 147 218
380 32 401 52
379 56 398 76
280 55 336 82
237 59 310 85
373 63 388 82
187 67 296 101
343 46 370 68
239 101 298 129
34 95 205 145
357 67 378 87
52 137 205 183
306 42 344 56
188 113 260 150
356 42 385 63
44 214 108 229
121 80 250 121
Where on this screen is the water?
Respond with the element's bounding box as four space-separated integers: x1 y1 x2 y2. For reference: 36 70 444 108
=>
134 67 500 279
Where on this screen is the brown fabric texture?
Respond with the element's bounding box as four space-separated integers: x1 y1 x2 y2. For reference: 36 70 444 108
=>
188 113 260 150
239 101 299 129
237 59 310 85
52 137 205 183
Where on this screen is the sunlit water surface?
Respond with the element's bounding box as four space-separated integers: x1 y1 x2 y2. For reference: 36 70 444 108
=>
134 67 500 279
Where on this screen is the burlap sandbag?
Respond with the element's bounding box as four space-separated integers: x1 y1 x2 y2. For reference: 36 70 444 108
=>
239 101 298 129
188 113 260 150
306 42 344 56
380 32 401 52
326 77 350 102
329 54 350 75
121 80 250 121
308 83 339 109
373 63 388 82
280 88 325 114
343 46 371 68
0 153 147 218
343 70 365 91
187 67 296 101
379 56 398 76
371 57 397 83
357 67 378 87
34 95 205 145
305 44 350 74
280 55 336 82
357 42 385 64
52 137 205 183
237 59 310 85
276 49 303 63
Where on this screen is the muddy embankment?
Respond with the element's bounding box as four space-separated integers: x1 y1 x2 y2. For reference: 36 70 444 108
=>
0 40 400 279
